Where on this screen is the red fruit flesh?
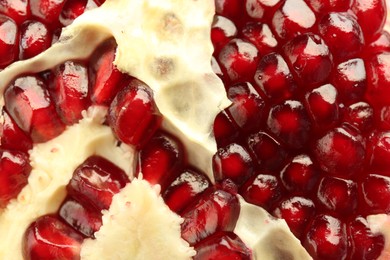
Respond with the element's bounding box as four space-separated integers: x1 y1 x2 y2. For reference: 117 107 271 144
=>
19 20 52 60
0 0 30 25
0 14 18 68
29 0 66 28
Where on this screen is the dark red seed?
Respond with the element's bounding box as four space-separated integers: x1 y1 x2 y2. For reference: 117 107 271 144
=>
241 22 277 55
378 106 390 130
60 0 97 26
213 110 240 147
0 14 18 68
245 0 281 21
0 0 30 25
365 52 390 108
211 15 237 55
214 0 243 20
361 174 390 214
343 102 374 133
29 0 66 27
19 20 52 60
367 131 390 174
306 0 352 13
366 31 390 55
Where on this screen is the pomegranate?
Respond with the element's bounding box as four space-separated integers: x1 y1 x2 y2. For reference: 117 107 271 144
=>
0 0 388 259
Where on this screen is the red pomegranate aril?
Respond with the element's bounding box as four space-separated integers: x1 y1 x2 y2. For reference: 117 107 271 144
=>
211 15 237 55
0 108 32 152
283 33 332 87
194 231 252 260
267 100 311 149
226 82 265 134
343 102 374 133
273 196 315 238
352 0 387 41
136 132 183 191
181 188 240 245
247 131 287 171
68 156 129 210
214 0 243 20
361 174 390 214
314 125 365 177
367 131 390 174
271 0 316 40
19 20 52 60
280 154 319 193
59 197 102 238
240 173 283 211
0 149 31 207
163 168 211 214
332 58 366 103
218 38 259 83
4 76 65 143
306 0 352 14
245 0 281 21
304 214 348 260
108 78 162 148
23 215 83 260
378 106 390 130
366 52 390 107
0 14 18 68
60 0 97 26
366 31 390 55
348 216 385 260
254 52 296 103
241 22 277 55
318 12 364 60
305 84 339 130
29 0 66 28
213 109 240 147
52 61 91 125
0 0 30 25
213 143 254 185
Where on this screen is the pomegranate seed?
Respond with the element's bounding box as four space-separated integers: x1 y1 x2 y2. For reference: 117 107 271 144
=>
51 61 91 125
0 149 31 207
378 106 390 130
241 22 277 55
267 100 311 149
0 108 32 152
214 0 243 20
245 0 281 21
136 132 183 190
0 0 30 25
366 52 390 107
366 31 390 55
352 0 386 41
0 14 18 68
271 0 316 40
304 215 348 260
314 125 365 177
361 174 390 214
240 173 283 211
213 110 240 147
283 33 332 87
218 38 259 83
59 197 102 238
213 143 254 185
273 196 315 238
306 0 352 13
60 0 97 26
23 215 83 260
181 188 240 245
194 231 252 260
254 52 296 103
211 15 237 54
19 20 52 60
4 76 65 143
67 156 129 210
29 0 66 28
108 78 162 148
163 168 211 214
343 102 374 133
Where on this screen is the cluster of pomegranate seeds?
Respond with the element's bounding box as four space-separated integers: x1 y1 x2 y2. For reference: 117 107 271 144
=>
212 0 389 259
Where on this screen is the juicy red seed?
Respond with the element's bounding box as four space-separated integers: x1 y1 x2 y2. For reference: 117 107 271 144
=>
378 106 390 130
271 0 316 40
226 82 265 133
218 38 259 83
68 156 129 210
0 14 18 68
4 76 65 143
163 169 211 214
0 149 31 207
108 78 162 148
352 0 387 41
211 15 237 54
214 0 243 20
29 0 66 27
247 131 287 171
280 154 319 192
306 0 352 13
136 132 183 191
267 100 311 149
60 0 97 26
19 20 52 60
314 125 365 177
89 40 130 105
361 174 390 214
245 0 281 21
254 52 296 103
0 0 30 25
241 22 277 55
367 131 390 173
213 143 254 185
332 58 366 103
304 215 347 260
194 231 252 260
283 33 332 87
317 177 358 214
343 102 374 133
273 196 315 238
181 188 240 245
366 31 390 55
366 52 390 107
51 61 91 125
240 173 283 211
23 215 83 260
213 110 240 147
0 108 32 152
59 197 102 238
348 216 385 260
305 84 339 130
318 12 364 60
